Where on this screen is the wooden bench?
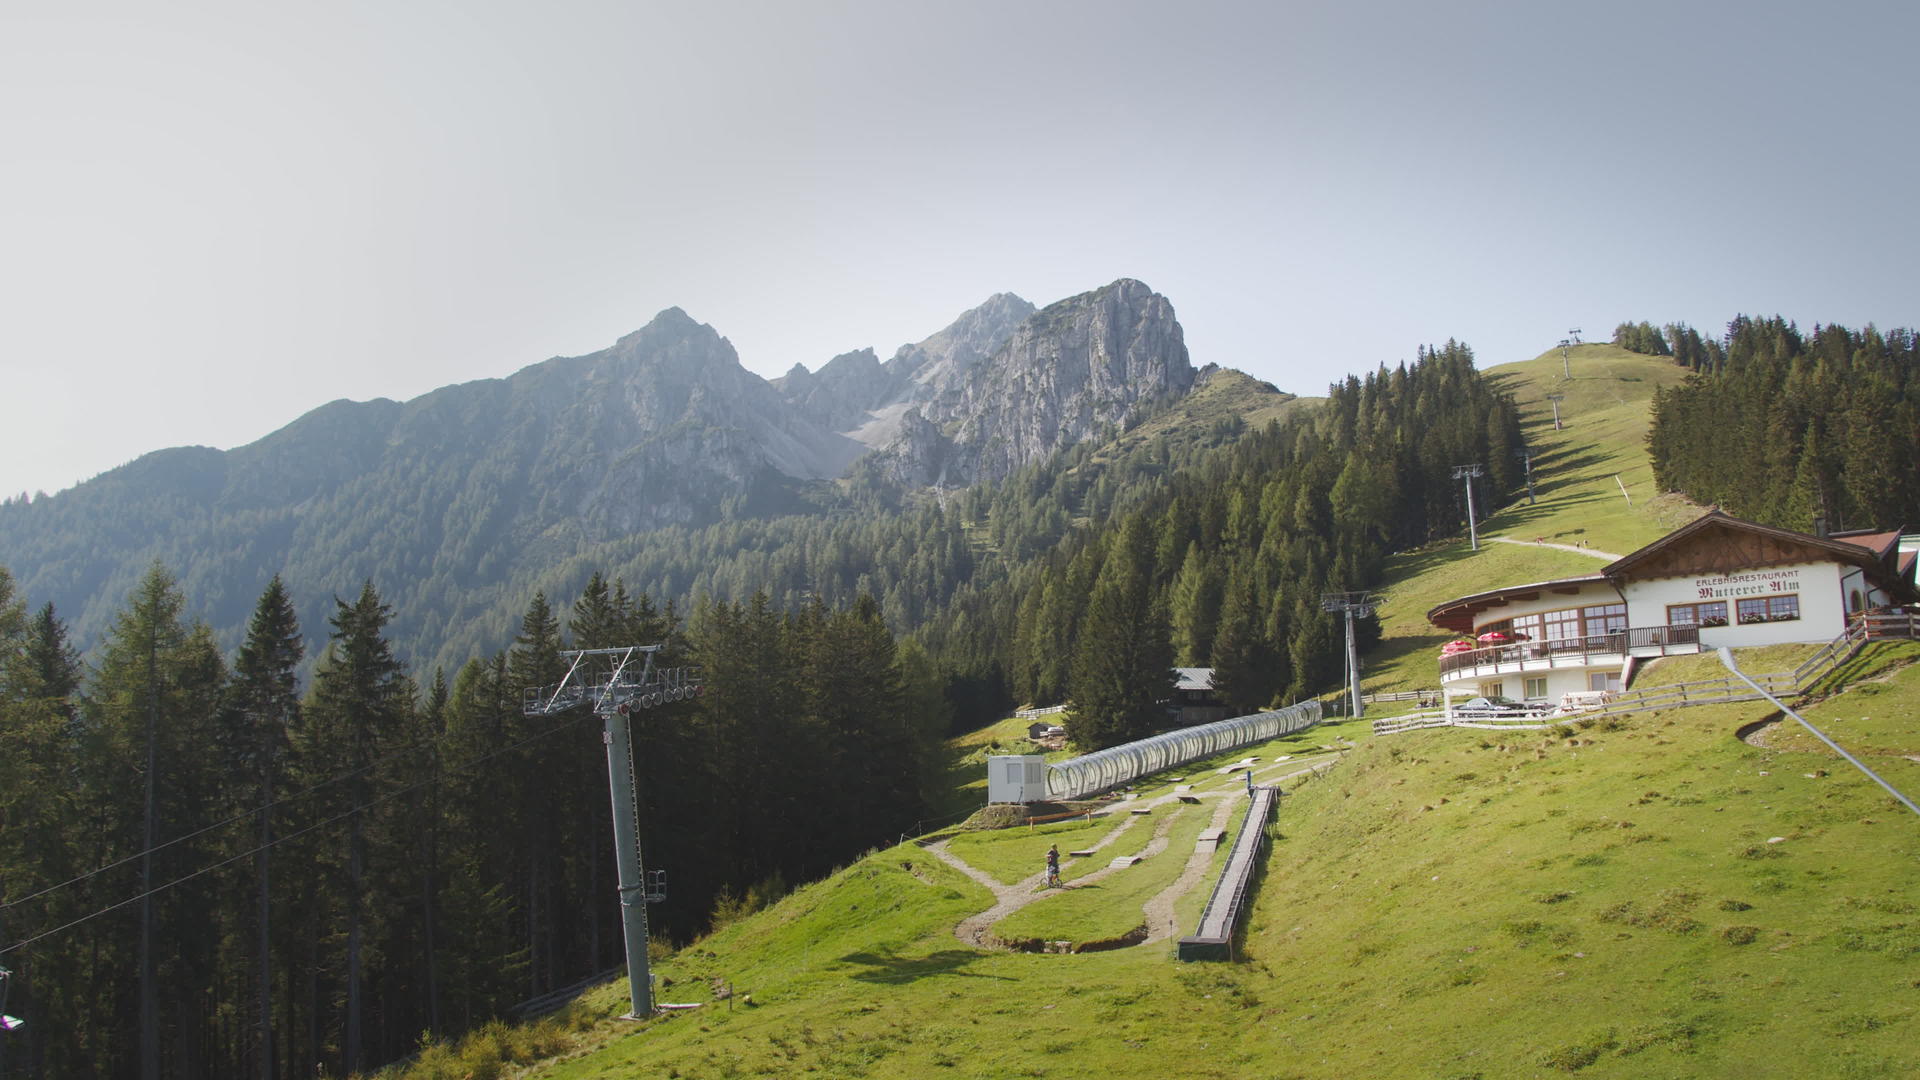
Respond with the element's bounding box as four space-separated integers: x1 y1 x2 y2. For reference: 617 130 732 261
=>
1130 807 1153 815
1108 855 1143 868
1174 783 1200 803
1068 848 1097 859
1196 827 1227 847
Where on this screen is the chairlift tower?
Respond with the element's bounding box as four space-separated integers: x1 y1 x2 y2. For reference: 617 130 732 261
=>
1514 446 1537 505
1452 464 1485 550
1319 592 1376 720
1557 338 1573 380
524 646 700 1020
1544 392 1566 431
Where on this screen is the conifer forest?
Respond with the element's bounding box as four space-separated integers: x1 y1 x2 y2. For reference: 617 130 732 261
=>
12 320 1915 1077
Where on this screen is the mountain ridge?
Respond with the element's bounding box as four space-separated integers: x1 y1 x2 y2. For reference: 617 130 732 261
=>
0 279 1217 662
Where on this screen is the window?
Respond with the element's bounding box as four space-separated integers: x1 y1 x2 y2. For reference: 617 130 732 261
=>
1737 594 1800 624
1589 671 1621 692
1524 677 1548 700
1543 608 1583 641
1511 613 1544 640
1583 603 1627 635
1481 681 1504 698
1668 601 1729 628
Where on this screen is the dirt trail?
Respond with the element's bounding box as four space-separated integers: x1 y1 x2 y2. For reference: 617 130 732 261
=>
931 757 1343 951
1487 535 1623 561
1139 796 1238 942
935 802 1173 948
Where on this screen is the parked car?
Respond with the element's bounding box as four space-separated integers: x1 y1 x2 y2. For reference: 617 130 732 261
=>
1453 695 1546 718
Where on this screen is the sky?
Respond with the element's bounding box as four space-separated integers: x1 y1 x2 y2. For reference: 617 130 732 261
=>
3 0 1916 498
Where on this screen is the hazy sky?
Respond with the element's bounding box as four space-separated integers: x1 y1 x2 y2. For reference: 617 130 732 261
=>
4 0 1915 497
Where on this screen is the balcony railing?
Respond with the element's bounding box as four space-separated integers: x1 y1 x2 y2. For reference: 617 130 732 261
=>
1439 624 1701 677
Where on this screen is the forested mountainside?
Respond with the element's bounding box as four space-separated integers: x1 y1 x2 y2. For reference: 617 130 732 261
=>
0 564 945 1079
0 337 1518 1079
923 341 1525 747
1643 317 1920 534
0 280 1190 672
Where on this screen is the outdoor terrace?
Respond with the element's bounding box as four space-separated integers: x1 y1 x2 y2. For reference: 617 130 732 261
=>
1439 624 1702 681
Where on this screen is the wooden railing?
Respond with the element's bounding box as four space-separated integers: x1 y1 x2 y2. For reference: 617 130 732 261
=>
1361 690 1437 705
1438 624 1701 677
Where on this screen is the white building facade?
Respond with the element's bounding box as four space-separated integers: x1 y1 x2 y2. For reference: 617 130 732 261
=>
1427 512 1918 714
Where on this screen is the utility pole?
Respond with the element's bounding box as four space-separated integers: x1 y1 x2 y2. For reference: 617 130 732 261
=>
524 646 701 1021
1544 393 1565 431
1452 464 1485 550
1514 446 1537 505
1320 592 1377 720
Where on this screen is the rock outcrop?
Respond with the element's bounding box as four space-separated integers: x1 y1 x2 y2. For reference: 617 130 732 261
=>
864 279 1192 486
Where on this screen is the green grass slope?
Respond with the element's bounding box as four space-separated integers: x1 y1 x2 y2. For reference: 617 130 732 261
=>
419 648 1919 1080
1365 344 1702 698
399 344 1920 1080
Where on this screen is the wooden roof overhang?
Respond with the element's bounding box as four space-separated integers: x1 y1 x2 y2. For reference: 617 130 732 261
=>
1426 574 1611 634
1427 512 1920 636
1601 510 1919 603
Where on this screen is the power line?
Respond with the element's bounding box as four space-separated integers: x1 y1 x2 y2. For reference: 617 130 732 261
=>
1 730 442 915
0 704 608 957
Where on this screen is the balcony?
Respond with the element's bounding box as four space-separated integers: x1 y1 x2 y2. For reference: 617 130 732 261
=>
1439 624 1702 681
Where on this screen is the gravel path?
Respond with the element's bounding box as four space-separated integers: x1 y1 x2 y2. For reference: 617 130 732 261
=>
930 756 1345 951
1139 795 1238 943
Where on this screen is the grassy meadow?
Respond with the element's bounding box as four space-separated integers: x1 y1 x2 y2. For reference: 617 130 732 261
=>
382 346 1920 1079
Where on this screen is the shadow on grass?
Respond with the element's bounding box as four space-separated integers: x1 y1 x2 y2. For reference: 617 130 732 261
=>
838 948 1016 984
1368 633 1452 680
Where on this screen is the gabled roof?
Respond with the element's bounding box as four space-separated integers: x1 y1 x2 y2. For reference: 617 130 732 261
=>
1426 574 1612 634
1830 528 1903 559
1601 511 1912 596
1427 511 1919 634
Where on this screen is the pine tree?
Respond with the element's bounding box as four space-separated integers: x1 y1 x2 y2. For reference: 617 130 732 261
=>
1209 567 1277 713
1068 517 1175 749
1168 543 1224 666
304 582 411 1075
227 577 302 1080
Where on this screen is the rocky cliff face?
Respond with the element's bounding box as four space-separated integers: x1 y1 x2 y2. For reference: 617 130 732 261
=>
865 279 1193 487
0 281 1196 657
774 347 891 435
778 292 1037 453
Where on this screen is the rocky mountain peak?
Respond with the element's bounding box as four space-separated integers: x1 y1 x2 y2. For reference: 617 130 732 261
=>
865 278 1192 487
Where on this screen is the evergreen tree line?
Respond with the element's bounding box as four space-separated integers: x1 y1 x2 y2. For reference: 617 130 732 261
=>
423 407 1260 681
1647 316 1920 532
1611 320 1725 371
915 341 1526 748
0 338 1526 1072
0 565 942 1079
